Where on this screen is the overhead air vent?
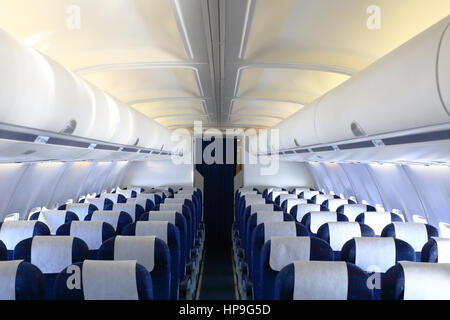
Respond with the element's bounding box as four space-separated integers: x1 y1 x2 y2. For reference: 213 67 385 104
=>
350 121 367 137
60 119 77 135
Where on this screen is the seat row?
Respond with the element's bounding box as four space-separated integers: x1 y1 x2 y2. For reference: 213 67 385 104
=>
232 186 450 300
0 185 204 300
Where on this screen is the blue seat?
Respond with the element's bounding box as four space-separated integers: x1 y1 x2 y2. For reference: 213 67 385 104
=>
258 236 333 299
291 187 314 195
274 261 372 300
381 222 439 261
110 203 145 222
29 210 79 234
341 237 415 299
0 240 6 261
311 194 340 205
235 189 258 219
382 262 450 300
241 203 283 248
164 198 196 229
85 210 133 234
115 189 137 199
237 195 266 227
290 204 328 223
14 236 88 300
53 260 153 300
0 260 44 300
245 211 294 266
173 193 200 229
56 221 116 259
122 221 181 300
282 198 307 213
355 212 403 235
322 199 356 211
59 203 98 220
421 237 450 263
130 194 157 211
301 211 348 236
275 193 298 207
140 211 188 268
250 221 309 292
98 236 171 300
0 221 50 259
268 191 288 204
336 204 376 222
81 197 113 210
97 193 127 203
157 203 194 252
317 222 375 260
299 190 321 200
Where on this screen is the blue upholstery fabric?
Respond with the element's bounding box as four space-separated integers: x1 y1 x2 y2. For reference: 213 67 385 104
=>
381 223 439 260
317 223 375 260
301 212 348 235
273 262 372 300
84 211 133 235
421 238 440 263
56 222 116 259
5 261 45 300
98 237 171 300
14 237 89 300
250 222 309 289
53 261 153 300
0 240 7 261
0 221 51 260
245 213 294 265
258 237 333 299
290 204 328 221
237 197 267 227
381 264 405 300
139 211 188 266
341 238 415 299
121 222 181 300
79 198 114 210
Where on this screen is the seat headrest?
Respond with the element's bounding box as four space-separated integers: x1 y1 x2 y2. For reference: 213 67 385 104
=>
65 203 94 220
99 193 119 202
91 211 123 230
278 194 297 204
82 260 140 300
326 199 350 211
432 237 450 263
309 211 337 234
0 260 24 300
112 203 138 221
147 211 177 225
354 237 396 273
339 204 372 221
256 211 284 225
135 221 169 242
263 221 297 242
159 203 183 211
239 190 257 196
250 204 274 214
31 236 74 273
286 199 307 213
361 212 393 235
173 194 192 200
85 198 108 209
164 198 186 204
37 210 71 235
398 261 450 300
271 191 288 201
116 189 134 198
269 236 311 271
301 190 320 200
326 222 362 251
293 261 349 300
114 236 156 272
392 222 428 252
313 194 335 204
292 187 311 195
0 221 38 250
70 221 104 250
293 204 323 222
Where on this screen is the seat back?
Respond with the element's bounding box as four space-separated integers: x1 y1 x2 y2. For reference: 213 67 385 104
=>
381 222 439 260
122 221 181 300
274 261 371 300
276 194 297 207
86 210 133 234
54 260 153 300
158 203 193 251
259 236 333 299
111 203 144 222
311 194 337 204
0 260 44 300
98 236 170 300
59 203 98 220
115 188 137 199
14 236 88 299
283 198 307 213
56 221 116 259
356 212 403 235
0 221 50 259
301 211 348 235
300 190 320 200
323 199 355 211
29 210 79 235
291 187 312 195
99 193 126 203
421 237 450 263
317 222 375 260
337 204 376 222
83 197 113 210
382 262 450 300
290 204 327 222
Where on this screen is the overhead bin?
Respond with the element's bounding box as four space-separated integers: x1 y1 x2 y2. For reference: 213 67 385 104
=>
273 16 450 150
0 29 174 152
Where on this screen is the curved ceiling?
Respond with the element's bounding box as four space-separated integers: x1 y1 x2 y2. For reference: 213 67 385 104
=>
0 0 449 130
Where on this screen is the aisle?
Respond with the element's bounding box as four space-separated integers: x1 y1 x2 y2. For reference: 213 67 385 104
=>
197 245 237 300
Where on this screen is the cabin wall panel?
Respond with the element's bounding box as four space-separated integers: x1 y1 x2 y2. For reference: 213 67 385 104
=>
321 162 355 198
